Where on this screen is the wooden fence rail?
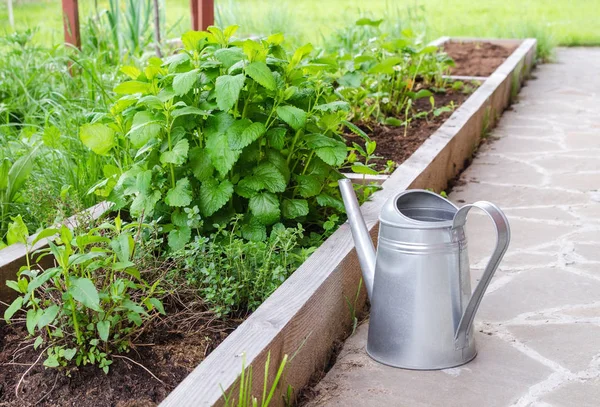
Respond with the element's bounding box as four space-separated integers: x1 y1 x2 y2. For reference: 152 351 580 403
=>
58 0 214 47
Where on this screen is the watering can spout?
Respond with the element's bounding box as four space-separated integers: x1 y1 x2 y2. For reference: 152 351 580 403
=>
338 179 376 300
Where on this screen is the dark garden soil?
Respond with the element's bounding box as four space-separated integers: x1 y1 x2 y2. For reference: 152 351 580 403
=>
345 89 474 171
0 306 239 407
444 41 518 77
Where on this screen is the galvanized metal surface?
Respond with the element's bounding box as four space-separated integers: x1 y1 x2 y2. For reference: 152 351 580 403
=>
339 184 511 370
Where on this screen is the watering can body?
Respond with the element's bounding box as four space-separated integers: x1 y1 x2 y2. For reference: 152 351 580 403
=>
339 180 510 370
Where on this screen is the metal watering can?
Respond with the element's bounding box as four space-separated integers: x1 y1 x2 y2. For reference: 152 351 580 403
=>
338 179 510 370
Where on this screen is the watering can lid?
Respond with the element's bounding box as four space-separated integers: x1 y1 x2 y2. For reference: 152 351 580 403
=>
379 189 459 229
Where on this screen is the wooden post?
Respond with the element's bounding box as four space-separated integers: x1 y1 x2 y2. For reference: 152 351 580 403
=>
61 0 81 49
190 0 214 31
7 0 14 28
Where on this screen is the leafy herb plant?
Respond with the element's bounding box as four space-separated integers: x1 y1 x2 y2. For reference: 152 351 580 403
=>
83 26 352 251
3 216 165 373
177 216 316 316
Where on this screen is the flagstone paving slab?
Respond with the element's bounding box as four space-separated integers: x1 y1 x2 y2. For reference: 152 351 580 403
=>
305 48 600 406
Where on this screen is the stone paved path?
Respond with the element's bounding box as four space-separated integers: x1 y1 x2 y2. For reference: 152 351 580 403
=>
305 48 600 406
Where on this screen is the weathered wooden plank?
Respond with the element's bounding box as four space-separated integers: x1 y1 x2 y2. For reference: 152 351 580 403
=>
444 74 488 81
160 38 537 407
0 202 111 307
190 0 214 31
61 0 81 49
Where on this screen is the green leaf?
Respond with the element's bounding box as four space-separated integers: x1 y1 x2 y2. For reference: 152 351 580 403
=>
182 30 208 51
37 305 60 329
356 17 383 27
128 111 162 148
3 297 23 321
245 61 276 90
384 117 403 126
290 43 313 68
165 178 193 207
295 174 321 198
351 163 379 175
122 300 147 315
34 336 43 349
160 139 189 165
171 106 211 118
338 71 362 88
228 121 266 150
120 65 140 79
42 125 61 148
368 57 403 75
189 147 214 182
215 74 246 111
316 194 345 212
305 134 347 167
276 105 306 130
114 81 152 95
63 348 77 361
267 33 284 45
315 144 347 167
69 277 101 311
313 101 350 112
206 131 241 177
343 120 370 141
147 298 166 315
0 158 10 190
266 150 290 182
112 96 137 114
413 89 433 100
128 312 143 326
253 162 286 193
199 179 234 217
168 226 191 251
7 215 28 245
5 280 20 293
31 228 59 245
241 219 267 241
236 178 261 198
97 321 110 342
282 199 309 219
130 189 161 218
44 355 60 368
26 309 42 335
110 232 133 263
267 127 286 150
6 147 37 203
215 48 245 69
28 268 60 293
249 192 280 225
134 169 152 194
173 69 198 96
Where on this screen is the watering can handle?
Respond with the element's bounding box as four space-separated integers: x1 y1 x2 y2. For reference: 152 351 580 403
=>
452 201 511 349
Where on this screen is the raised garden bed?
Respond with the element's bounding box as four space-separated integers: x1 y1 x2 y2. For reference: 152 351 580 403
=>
0 36 536 406
348 37 536 186
159 37 536 406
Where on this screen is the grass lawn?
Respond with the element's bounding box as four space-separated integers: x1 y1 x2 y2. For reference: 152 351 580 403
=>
0 0 598 48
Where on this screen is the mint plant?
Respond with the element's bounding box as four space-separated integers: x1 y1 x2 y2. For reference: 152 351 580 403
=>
3 217 165 373
82 26 351 250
